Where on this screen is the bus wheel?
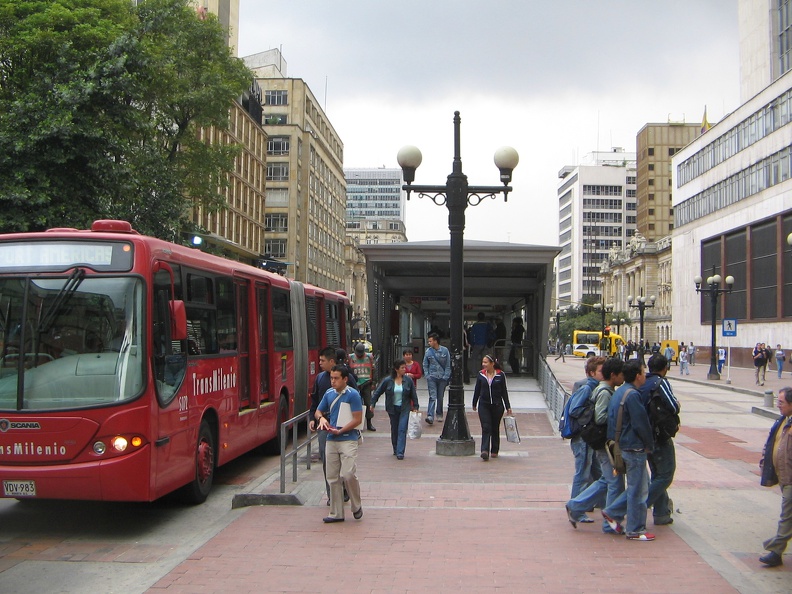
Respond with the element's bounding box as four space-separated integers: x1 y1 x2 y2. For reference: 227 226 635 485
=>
263 395 289 455
183 420 215 504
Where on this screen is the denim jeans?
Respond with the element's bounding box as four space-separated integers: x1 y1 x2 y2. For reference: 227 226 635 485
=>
567 448 625 531
647 439 676 520
570 436 594 500
426 377 448 420
388 407 411 457
778 360 784 379
478 401 505 454
604 450 649 536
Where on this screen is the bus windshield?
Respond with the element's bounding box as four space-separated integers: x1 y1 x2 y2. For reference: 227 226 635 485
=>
0 275 144 411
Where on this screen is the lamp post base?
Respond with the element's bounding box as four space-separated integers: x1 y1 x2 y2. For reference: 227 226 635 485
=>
707 368 721 381
436 437 476 456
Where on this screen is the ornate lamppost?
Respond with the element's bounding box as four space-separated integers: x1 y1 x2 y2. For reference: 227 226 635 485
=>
627 292 655 364
397 111 518 456
694 267 734 380
611 317 625 336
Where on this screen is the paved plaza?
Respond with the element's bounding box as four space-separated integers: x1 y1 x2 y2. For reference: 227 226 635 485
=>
144 355 790 593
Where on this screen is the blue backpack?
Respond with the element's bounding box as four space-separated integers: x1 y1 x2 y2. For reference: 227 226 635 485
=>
559 383 593 439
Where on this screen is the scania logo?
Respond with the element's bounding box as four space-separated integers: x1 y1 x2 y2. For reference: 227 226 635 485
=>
0 419 41 432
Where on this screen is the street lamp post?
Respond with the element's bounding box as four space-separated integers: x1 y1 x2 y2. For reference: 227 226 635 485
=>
594 302 614 356
397 111 518 456
694 267 734 380
627 292 655 364
611 317 625 336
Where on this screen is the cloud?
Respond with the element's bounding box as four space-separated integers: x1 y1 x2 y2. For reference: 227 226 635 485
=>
238 0 741 245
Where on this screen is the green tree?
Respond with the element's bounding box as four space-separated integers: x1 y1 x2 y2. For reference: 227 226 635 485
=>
0 0 251 238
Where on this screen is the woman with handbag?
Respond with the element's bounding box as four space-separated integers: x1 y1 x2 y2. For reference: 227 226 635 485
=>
472 354 512 461
370 359 419 460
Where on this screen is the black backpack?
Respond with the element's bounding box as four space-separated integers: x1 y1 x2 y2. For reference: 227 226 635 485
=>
648 383 680 442
579 391 607 449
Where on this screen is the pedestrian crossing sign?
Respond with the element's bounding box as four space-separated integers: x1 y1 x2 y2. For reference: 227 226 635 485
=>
722 319 737 337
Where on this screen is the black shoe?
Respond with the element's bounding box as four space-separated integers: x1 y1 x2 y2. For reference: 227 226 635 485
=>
323 516 344 523
565 504 577 529
353 507 363 520
396 455 404 460
367 424 376 431
425 417 434 425
759 551 783 567
481 451 489 461
344 492 350 503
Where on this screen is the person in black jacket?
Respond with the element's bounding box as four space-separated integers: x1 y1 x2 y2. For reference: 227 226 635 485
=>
472 354 512 461
371 359 419 460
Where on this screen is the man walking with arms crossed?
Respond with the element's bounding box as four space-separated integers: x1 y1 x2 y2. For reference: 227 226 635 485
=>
758 386 792 566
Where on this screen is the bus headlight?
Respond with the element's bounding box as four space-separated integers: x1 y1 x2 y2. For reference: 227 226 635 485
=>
111 436 129 452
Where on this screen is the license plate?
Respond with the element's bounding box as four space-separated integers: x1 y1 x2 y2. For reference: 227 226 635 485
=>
3 480 36 497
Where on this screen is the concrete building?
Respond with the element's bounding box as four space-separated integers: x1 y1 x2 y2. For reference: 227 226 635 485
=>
555 149 637 309
671 0 792 367
244 50 347 291
345 168 408 245
636 123 701 241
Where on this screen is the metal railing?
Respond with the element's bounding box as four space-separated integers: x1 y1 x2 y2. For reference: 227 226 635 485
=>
536 354 568 425
279 410 319 494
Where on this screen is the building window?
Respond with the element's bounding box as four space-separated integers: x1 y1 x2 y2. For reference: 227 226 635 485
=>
265 90 288 106
668 147 677 156
267 188 289 205
648 193 655 200
265 239 287 259
648 179 655 186
265 114 287 125
648 164 655 171
648 209 655 215
266 163 289 181
267 136 290 156
265 213 288 232
648 148 655 156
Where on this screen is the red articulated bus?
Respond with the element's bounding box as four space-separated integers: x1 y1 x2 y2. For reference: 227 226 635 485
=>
0 220 351 503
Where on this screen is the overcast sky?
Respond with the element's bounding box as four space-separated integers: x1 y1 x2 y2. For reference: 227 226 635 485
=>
237 0 740 246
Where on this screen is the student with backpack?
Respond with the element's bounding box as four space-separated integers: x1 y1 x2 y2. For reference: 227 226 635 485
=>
600 360 655 541
565 357 625 532
559 356 605 523
642 354 680 526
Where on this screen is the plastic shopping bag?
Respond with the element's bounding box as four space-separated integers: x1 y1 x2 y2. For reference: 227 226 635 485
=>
503 415 520 443
408 410 422 439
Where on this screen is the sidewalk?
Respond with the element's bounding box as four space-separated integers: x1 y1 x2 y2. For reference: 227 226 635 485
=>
147 363 789 594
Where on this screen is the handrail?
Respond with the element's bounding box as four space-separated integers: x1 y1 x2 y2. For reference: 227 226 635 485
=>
279 409 319 494
536 354 568 426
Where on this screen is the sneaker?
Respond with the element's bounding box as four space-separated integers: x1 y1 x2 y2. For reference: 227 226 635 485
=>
490 453 498 458
481 451 489 461
565 504 577 529
601 511 624 534
425 417 434 425
437 414 444 421
627 532 655 541
578 516 595 523
653 517 673 526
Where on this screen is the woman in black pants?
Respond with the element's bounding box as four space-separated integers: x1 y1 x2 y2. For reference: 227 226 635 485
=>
472 354 512 461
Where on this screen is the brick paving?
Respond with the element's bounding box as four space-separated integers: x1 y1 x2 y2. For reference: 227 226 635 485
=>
142 362 792 594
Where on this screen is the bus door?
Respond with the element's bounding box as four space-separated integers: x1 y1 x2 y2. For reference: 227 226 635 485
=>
234 278 251 410
256 283 276 429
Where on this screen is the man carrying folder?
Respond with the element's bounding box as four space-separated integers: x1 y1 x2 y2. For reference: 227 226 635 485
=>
316 365 364 523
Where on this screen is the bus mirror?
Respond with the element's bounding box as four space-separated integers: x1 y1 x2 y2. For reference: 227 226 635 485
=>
170 300 187 341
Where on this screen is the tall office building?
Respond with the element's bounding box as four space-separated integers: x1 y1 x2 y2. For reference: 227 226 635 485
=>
556 149 637 308
671 0 792 364
344 168 408 244
636 123 701 241
245 50 346 290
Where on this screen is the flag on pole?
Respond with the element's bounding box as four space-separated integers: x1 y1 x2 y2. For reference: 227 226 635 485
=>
701 107 712 134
